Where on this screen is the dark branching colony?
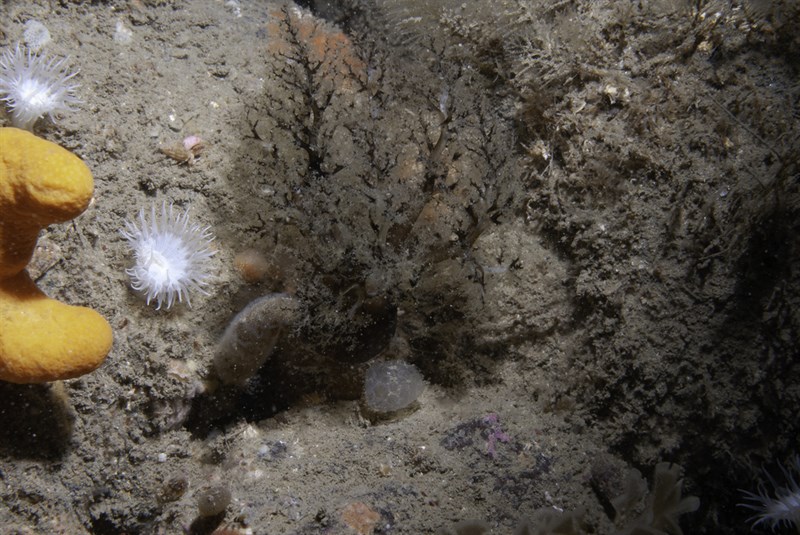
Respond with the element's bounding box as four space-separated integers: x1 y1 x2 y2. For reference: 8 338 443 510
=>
225 4 522 403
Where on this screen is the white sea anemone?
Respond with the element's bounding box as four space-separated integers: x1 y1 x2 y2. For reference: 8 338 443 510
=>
120 202 216 310
0 44 80 130
740 455 800 531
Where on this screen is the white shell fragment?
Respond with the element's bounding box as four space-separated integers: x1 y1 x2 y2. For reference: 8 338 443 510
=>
23 21 51 52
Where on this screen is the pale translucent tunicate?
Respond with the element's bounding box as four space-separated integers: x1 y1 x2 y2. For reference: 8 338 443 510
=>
364 360 425 412
213 293 300 385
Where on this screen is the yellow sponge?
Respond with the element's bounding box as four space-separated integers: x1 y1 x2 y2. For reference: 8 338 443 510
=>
0 127 95 277
0 272 112 382
0 127 112 383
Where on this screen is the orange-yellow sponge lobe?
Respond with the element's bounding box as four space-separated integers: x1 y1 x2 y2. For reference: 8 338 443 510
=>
0 127 112 383
0 273 112 383
0 127 94 277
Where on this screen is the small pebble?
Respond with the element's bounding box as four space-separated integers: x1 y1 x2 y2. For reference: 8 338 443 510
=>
234 249 270 283
159 476 188 503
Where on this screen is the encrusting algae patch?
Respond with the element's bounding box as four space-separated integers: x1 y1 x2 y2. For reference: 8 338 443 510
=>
0 127 112 383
